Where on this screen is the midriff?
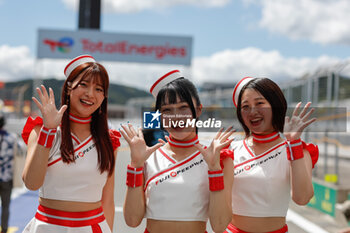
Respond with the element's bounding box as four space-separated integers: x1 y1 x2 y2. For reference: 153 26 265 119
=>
39 197 102 212
147 219 206 233
231 214 286 232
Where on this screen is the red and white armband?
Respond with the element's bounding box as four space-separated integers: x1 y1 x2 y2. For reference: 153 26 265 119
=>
208 169 224 191
286 138 304 161
37 126 57 148
126 165 144 188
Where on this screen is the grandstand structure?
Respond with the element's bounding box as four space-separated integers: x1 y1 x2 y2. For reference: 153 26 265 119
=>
198 61 350 107
280 61 350 107
127 61 350 113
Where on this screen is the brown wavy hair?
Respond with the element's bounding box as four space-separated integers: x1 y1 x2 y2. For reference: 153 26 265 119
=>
236 78 287 137
60 62 115 176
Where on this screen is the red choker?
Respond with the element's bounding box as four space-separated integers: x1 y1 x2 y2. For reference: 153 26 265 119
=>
69 113 92 124
168 135 199 148
252 132 280 143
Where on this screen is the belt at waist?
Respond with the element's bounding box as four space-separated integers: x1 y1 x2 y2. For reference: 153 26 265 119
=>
35 204 105 227
224 223 288 233
144 229 208 233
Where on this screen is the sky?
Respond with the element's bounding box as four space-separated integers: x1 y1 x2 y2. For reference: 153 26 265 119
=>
1 0 350 90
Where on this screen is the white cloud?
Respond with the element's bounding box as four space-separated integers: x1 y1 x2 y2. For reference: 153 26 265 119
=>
62 0 230 13
252 0 350 45
0 45 346 90
0 45 35 81
62 0 350 44
101 62 191 90
61 0 78 11
192 47 343 84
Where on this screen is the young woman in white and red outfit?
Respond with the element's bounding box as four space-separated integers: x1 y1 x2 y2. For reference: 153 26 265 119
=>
225 77 319 233
21 55 121 233
120 70 234 233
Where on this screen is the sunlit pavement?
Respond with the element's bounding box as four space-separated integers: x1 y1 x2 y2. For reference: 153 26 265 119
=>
1 189 37 232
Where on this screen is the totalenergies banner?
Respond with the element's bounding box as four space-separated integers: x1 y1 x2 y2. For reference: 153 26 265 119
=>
37 29 192 65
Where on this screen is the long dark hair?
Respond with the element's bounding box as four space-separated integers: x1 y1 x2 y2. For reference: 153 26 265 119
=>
236 78 287 137
155 78 201 121
60 62 115 176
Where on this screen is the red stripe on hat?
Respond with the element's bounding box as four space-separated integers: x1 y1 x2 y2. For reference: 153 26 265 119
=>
232 76 253 107
64 55 94 74
150 70 180 94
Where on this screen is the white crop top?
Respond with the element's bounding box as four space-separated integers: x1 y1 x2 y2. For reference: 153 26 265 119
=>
231 140 290 217
39 128 108 202
144 147 209 221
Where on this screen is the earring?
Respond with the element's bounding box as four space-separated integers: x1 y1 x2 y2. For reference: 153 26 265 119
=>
99 106 102 114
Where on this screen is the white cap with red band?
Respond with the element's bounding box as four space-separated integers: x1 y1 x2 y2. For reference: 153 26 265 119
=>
232 76 254 107
64 55 96 78
150 70 183 97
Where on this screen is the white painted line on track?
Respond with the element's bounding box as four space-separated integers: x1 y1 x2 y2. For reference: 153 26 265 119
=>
11 186 29 199
286 209 329 233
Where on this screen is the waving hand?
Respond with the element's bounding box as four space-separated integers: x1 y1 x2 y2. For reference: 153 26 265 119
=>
32 85 67 129
194 127 235 171
284 102 316 141
120 124 165 168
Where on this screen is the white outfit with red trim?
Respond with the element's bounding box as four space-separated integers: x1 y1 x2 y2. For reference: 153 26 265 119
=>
231 139 291 217
23 127 111 233
144 147 209 221
39 128 108 202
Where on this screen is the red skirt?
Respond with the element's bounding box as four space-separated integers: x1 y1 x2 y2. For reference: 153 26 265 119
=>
145 229 208 233
23 204 110 233
224 223 288 233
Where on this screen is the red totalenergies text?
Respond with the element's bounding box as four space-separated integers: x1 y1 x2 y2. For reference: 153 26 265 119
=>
81 39 187 59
